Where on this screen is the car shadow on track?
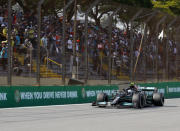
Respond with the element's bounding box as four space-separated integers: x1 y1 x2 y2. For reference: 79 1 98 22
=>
162 105 179 108
93 105 133 109
93 105 179 110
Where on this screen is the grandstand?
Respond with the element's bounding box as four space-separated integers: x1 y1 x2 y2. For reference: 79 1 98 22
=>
0 1 179 86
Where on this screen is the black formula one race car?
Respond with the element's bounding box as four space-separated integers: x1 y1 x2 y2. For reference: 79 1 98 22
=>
92 84 164 109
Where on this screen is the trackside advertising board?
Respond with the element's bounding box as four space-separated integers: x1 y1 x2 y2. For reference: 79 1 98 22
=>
1 82 180 108
138 82 180 99
0 85 118 108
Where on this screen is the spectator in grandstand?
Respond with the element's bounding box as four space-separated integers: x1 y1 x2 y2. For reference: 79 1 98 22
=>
41 34 48 49
0 14 3 24
14 33 21 52
67 36 73 53
2 24 7 37
0 42 7 70
13 57 22 76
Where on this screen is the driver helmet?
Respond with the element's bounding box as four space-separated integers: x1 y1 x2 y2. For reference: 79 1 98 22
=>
130 82 135 86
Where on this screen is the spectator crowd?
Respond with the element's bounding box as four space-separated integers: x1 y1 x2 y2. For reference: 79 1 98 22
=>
0 4 178 78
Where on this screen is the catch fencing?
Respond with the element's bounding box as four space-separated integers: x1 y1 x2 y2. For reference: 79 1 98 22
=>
0 0 180 86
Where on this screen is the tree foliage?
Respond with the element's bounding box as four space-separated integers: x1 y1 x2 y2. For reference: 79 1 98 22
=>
1 0 180 29
152 0 180 16
113 0 153 8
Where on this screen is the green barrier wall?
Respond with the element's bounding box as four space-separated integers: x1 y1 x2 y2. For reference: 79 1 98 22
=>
1 82 180 108
0 85 118 108
138 82 180 99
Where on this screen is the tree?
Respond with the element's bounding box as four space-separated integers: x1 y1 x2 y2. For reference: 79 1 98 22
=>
152 0 180 16
78 0 153 27
113 0 153 8
0 0 64 18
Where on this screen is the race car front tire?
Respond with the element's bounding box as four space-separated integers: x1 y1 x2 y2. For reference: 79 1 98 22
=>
132 93 144 108
153 93 164 106
96 92 108 102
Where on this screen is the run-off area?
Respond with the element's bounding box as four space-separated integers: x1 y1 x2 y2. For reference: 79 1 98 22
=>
0 98 180 131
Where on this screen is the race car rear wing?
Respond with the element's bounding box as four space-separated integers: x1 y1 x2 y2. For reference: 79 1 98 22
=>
138 87 158 92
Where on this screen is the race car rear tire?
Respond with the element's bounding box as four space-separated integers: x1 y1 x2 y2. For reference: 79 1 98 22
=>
132 93 144 108
153 93 164 106
140 93 146 108
97 92 108 102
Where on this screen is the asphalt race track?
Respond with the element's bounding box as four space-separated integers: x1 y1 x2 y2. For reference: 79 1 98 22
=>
1 99 180 131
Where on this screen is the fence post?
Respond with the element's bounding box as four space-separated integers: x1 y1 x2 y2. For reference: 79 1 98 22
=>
30 44 32 77
108 6 122 84
108 16 112 84
84 0 103 84
165 18 177 80
130 9 143 81
72 0 77 79
142 12 156 81
62 0 75 85
155 16 167 82
175 24 180 79
36 0 44 86
7 0 12 86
